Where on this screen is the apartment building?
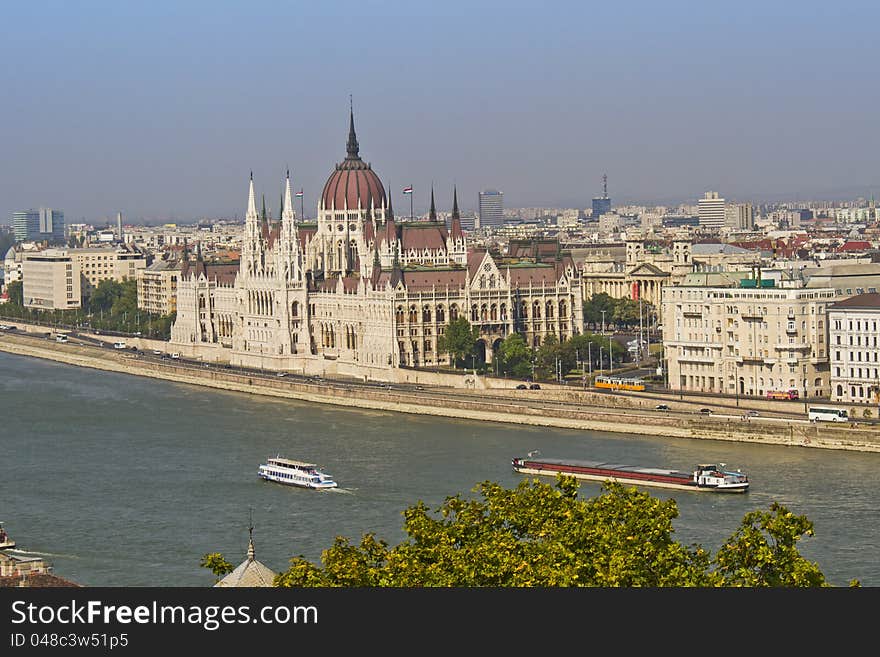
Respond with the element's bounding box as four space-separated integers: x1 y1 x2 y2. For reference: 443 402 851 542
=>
828 293 880 405
137 259 181 316
662 273 836 399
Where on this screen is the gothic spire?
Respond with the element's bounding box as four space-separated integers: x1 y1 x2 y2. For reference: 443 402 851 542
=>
283 169 295 223
346 99 359 160
386 185 394 221
246 172 258 221
429 185 437 222
451 185 463 240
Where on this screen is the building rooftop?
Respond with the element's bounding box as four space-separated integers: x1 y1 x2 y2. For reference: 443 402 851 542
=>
829 293 880 310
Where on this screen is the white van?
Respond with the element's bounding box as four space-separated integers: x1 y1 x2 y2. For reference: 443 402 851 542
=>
170 352 180 359
113 342 126 349
55 334 69 343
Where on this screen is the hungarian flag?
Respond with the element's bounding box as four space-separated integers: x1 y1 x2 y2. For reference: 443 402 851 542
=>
402 186 413 194
295 189 303 197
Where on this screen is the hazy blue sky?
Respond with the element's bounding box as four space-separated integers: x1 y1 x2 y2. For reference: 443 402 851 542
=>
2 0 879 224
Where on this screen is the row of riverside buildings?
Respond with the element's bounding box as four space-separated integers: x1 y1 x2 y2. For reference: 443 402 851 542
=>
661 268 880 407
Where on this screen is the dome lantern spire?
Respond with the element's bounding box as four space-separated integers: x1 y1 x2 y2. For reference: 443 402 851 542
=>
346 96 359 160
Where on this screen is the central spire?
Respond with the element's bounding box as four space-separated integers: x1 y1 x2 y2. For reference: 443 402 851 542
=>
346 97 359 159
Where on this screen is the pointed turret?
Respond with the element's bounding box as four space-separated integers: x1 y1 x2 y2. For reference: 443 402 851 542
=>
429 186 437 222
451 186 463 240
283 169 295 224
260 194 270 239
386 185 394 222
246 172 258 222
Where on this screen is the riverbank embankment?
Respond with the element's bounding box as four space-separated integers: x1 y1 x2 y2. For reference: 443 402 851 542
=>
2 329 880 453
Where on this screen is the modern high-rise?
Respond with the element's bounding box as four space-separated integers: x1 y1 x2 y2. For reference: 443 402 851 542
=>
477 189 504 229
725 203 753 230
698 192 725 230
12 208 65 243
591 174 611 219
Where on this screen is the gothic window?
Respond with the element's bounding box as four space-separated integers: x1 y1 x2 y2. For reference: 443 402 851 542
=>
291 301 299 317
490 304 497 321
471 305 479 321
500 303 507 321
437 305 446 322
450 304 459 321
480 304 488 321
559 300 567 317
409 305 418 323
533 301 541 320
423 306 432 323
546 301 554 319
396 306 405 323
489 275 495 288
479 275 486 289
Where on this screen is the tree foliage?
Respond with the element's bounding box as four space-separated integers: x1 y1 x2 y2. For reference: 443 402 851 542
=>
199 552 234 581
5 280 23 305
497 333 532 378
438 317 479 367
271 477 833 587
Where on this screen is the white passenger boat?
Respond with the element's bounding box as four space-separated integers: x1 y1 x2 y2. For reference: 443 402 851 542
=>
258 456 338 490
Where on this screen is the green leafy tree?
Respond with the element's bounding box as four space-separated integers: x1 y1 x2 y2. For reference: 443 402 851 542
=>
438 317 479 368
611 298 641 328
5 280 23 305
534 333 561 380
89 279 124 313
497 333 533 378
200 552 234 581
712 502 828 587
270 476 832 588
583 292 616 330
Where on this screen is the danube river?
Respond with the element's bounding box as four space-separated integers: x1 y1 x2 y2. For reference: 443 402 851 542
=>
2 351 878 587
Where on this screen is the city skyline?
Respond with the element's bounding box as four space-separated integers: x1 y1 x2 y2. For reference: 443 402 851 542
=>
2 1 879 224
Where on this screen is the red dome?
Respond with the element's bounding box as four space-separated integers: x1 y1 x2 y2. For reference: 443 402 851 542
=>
321 160 386 210
320 109 386 211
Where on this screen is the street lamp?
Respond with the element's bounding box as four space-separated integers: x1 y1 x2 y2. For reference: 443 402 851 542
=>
601 310 606 335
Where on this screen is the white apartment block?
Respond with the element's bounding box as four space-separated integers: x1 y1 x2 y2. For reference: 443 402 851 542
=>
662 278 836 399
22 249 82 310
828 293 880 405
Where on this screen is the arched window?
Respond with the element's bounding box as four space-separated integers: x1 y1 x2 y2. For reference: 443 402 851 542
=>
546 301 554 319
559 300 567 317
437 305 446 322
409 305 418 323
423 306 432 323
837 384 844 397
480 304 488 321
500 303 507 321
490 304 498 321
520 301 528 319
396 306 405 323
291 301 299 317
450 304 459 321
471 305 479 321
533 301 542 319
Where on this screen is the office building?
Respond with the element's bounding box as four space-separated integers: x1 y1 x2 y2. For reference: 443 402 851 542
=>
477 189 504 229
12 208 65 243
22 249 81 310
725 203 754 230
591 173 611 220
698 192 726 230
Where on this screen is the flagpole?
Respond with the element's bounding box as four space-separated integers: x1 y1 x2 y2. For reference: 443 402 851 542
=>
300 190 304 221
410 191 413 222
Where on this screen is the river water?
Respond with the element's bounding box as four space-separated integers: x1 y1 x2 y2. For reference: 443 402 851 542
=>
1 351 877 587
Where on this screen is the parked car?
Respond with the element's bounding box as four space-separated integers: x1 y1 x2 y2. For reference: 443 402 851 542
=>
655 404 670 411
516 384 528 390
276 372 287 377
152 350 163 355
745 410 759 417
529 384 541 390
699 408 713 415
